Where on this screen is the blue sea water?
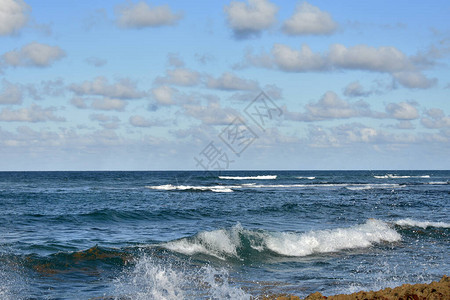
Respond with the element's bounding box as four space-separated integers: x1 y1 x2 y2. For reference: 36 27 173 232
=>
0 170 448 299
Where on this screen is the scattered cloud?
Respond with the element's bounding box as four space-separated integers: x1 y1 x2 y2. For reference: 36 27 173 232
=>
129 115 162 127
392 71 437 89
328 44 413 72
2 42 66 67
393 120 415 130
206 72 259 91
183 99 239 125
90 113 120 129
70 76 145 99
242 43 436 89
115 1 182 29
0 80 23 105
285 91 374 122
305 122 423 148
385 102 419 120
85 57 107 67
224 0 278 38
71 97 88 109
71 96 127 111
194 53 214 65
151 85 177 105
343 81 373 97
421 108 450 129
272 43 327 71
167 53 184 68
283 2 337 35
0 104 65 122
0 0 30 36
154 68 201 86
91 98 127 111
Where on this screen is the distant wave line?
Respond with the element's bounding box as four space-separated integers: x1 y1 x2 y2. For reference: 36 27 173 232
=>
218 175 277 180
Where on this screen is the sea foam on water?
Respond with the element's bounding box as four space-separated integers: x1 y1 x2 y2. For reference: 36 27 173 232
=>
113 254 250 300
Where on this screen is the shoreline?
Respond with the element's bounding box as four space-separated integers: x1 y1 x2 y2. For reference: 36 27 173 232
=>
262 275 449 300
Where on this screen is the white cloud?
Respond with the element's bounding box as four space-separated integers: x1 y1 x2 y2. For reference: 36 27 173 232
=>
71 96 127 111
129 115 160 127
206 72 259 91
244 43 436 89
90 114 120 129
2 42 66 67
272 43 327 71
285 91 373 121
343 81 373 97
224 0 278 38
0 0 30 36
71 97 88 109
305 123 423 148
393 120 415 130
151 85 177 105
421 108 450 129
155 68 200 86
0 80 23 104
115 1 182 28
183 99 239 125
385 102 419 120
0 104 65 122
70 76 145 99
91 98 127 111
283 2 337 35
329 44 413 72
392 71 437 89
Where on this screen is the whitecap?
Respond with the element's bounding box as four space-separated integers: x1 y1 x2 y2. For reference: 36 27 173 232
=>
394 218 450 229
163 220 401 259
218 175 277 180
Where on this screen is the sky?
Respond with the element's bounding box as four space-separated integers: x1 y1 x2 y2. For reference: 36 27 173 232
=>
0 0 449 171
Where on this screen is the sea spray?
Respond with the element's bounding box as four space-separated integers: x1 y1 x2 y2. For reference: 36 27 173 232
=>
113 253 250 299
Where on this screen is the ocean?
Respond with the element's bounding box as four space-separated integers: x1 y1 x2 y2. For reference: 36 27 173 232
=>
0 170 448 299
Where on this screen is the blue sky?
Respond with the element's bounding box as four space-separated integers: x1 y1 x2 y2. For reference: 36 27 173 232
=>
0 0 449 170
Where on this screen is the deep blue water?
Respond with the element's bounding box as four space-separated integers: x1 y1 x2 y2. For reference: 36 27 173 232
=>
0 170 448 299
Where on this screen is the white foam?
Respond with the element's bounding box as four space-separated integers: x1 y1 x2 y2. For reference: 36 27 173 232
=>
218 175 277 180
426 181 448 185
164 225 243 260
296 176 316 180
345 184 401 191
146 184 235 193
114 255 249 299
147 183 402 192
264 219 401 256
374 174 430 179
164 220 401 259
394 218 450 229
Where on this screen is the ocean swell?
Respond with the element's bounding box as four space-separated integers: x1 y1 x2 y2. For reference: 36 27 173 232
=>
162 219 401 260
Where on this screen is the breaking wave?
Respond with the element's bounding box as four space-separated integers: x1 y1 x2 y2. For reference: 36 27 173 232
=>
393 218 450 229
374 174 431 179
218 175 277 180
113 254 250 300
145 184 237 193
146 183 402 192
162 219 401 260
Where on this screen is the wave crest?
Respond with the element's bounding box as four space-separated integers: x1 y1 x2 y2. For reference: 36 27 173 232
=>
218 175 277 180
394 218 450 229
163 219 401 260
